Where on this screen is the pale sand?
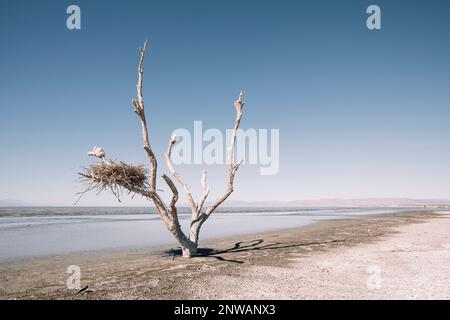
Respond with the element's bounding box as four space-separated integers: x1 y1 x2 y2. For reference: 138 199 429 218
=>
1 211 449 299
185 212 450 299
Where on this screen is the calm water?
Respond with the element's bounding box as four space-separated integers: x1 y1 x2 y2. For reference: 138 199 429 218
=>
0 206 436 261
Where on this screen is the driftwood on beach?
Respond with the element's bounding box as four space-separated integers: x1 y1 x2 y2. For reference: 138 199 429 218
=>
78 40 245 257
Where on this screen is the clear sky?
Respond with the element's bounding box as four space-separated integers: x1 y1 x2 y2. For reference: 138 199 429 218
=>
1 0 450 206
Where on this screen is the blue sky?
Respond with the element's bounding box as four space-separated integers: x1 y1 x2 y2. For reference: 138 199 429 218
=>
1 0 450 205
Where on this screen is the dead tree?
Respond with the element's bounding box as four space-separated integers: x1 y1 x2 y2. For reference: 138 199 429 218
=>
79 40 245 257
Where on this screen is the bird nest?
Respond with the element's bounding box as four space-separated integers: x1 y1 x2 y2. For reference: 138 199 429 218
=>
77 161 148 202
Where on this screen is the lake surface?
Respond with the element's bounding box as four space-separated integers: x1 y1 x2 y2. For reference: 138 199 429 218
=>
0 207 438 261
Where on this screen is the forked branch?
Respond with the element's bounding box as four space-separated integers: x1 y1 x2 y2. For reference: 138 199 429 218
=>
203 90 245 218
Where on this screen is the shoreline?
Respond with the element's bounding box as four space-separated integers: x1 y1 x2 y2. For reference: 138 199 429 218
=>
0 209 414 263
1 207 421 262
0 210 448 299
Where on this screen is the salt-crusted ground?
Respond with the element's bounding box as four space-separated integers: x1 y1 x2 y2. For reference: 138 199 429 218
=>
1 211 449 299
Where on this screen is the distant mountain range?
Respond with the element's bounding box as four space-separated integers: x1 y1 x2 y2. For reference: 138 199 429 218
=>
1 198 449 207
219 198 450 207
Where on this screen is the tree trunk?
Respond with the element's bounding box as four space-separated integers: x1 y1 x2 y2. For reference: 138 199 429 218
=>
181 242 198 258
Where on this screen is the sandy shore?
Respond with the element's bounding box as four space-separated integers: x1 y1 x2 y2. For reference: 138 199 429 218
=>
1 210 449 299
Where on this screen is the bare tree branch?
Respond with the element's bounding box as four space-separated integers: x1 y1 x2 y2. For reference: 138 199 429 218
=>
162 174 179 217
197 170 210 215
203 90 245 217
131 40 158 192
186 91 245 244
164 135 198 217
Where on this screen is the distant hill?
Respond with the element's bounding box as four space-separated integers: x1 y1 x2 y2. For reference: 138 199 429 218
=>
1 198 449 208
222 198 450 208
0 199 31 206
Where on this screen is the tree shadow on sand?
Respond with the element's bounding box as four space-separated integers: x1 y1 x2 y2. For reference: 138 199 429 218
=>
164 238 346 264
